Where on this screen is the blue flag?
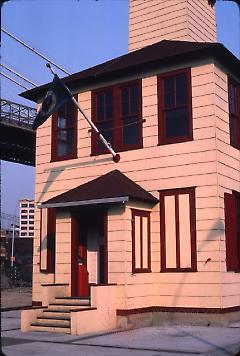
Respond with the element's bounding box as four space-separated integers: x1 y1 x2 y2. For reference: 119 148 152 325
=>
32 75 72 130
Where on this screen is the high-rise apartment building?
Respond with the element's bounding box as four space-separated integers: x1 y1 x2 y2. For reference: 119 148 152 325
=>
19 199 35 238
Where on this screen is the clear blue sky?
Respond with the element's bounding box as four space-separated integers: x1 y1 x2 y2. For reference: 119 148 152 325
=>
1 0 240 218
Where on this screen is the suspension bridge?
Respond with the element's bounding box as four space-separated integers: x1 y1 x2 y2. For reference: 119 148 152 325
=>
0 99 36 166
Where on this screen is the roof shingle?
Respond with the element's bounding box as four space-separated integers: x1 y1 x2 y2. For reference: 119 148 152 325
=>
21 40 240 102
41 170 158 207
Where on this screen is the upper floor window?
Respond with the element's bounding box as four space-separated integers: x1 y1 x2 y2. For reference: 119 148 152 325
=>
158 68 192 145
51 99 78 161
91 80 142 155
228 78 240 150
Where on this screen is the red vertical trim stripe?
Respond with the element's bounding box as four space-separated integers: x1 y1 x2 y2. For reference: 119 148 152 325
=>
159 187 197 272
132 209 151 273
224 193 239 271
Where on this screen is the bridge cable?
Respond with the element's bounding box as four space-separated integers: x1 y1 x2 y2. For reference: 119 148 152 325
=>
1 63 38 87
1 28 71 76
0 72 29 90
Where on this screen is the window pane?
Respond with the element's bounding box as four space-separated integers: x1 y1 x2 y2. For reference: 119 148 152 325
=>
122 116 140 145
164 78 174 108
98 121 113 149
58 129 67 142
121 84 140 117
57 129 74 156
57 143 67 156
97 93 105 121
97 91 113 121
176 74 188 106
65 101 75 127
130 85 139 114
229 83 237 114
58 115 67 129
121 87 129 117
230 114 237 145
57 105 66 128
92 81 141 154
165 108 189 138
105 91 113 120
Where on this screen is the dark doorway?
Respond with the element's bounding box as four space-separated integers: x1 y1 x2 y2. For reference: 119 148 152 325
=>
71 211 107 296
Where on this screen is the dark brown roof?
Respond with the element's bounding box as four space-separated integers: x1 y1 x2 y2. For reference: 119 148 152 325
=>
41 170 158 207
21 40 240 102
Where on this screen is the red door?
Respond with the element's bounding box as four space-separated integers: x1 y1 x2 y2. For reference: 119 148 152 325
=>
71 213 107 296
77 244 89 296
71 216 89 297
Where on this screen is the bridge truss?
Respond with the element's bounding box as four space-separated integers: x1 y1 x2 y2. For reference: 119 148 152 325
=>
0 99 36 166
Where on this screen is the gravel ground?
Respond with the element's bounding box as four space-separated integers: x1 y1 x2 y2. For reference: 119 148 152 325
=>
1 287 32 309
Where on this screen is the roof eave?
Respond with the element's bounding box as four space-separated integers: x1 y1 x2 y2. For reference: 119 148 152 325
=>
39 196 130 209
19 43 240 103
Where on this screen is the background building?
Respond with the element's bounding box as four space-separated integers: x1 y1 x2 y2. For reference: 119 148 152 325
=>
19 199 35 238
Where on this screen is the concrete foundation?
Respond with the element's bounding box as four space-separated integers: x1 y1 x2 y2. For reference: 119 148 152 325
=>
117 310 240 330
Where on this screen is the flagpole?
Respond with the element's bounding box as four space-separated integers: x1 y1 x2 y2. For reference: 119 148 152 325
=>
46 64 120 163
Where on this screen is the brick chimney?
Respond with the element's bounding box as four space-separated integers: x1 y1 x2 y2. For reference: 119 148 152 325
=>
129 0 217 52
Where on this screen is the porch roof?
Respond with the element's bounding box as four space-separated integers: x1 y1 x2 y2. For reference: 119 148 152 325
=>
39 170 158 208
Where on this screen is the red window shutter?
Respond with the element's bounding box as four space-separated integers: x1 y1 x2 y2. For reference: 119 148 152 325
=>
224 193 238 271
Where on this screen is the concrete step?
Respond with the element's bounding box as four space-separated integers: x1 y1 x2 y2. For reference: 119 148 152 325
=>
42 309 71 318
48 303 91 311
55 297 90 306
37 317 70 327
29 296 93 334
30 322 70 334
